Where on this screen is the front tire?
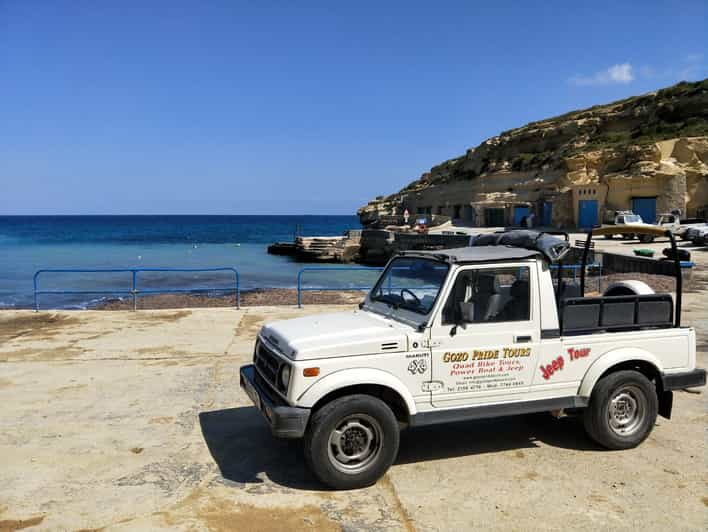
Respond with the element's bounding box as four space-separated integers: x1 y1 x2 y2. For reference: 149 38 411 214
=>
638 235 654 243
304 395 400 489
583 370 658 449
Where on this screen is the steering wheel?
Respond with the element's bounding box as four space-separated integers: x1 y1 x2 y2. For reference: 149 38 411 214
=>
400 289 421 307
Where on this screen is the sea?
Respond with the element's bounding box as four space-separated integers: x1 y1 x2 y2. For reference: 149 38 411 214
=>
0 215 379 309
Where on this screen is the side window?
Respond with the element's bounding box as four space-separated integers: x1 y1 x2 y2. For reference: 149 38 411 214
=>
442 267 530 325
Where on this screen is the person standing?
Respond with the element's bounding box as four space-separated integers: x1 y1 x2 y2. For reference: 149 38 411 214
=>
527 212 535 228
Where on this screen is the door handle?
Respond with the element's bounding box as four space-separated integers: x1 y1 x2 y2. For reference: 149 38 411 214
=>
515 335 532 343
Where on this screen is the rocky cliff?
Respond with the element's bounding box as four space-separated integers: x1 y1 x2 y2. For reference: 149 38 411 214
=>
359 79 708 227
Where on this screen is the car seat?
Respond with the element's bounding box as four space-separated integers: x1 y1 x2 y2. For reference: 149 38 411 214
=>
472 274 504 322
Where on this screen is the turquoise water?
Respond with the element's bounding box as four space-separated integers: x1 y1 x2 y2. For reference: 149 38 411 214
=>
0 215 376 308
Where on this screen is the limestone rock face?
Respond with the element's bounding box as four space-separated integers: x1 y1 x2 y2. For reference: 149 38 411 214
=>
359 79 708 226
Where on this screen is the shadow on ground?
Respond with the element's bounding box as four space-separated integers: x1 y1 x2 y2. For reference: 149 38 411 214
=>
397 412 602 465
199 407 602 490
199 407 318 490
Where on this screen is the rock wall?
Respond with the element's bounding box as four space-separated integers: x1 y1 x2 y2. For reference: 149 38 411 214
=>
359 80 708 227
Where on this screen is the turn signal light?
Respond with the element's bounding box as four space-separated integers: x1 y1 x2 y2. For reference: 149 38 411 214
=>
303 367 320 377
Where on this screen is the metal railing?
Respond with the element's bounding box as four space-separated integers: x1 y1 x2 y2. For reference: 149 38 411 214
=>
33 267 240 311
31 263 603 311
296 266 383 308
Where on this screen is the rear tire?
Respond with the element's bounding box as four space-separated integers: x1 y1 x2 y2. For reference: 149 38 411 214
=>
583 370 658 450
304 395 400 489
604 234 613 240
638 235 654 243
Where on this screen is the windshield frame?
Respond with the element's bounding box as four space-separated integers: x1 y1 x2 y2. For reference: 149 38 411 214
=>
363 256 450 328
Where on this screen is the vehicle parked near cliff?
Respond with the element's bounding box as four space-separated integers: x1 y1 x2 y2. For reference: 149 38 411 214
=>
636 213 707 243
240 228 705 489
604 211 651 241
684 224 708 246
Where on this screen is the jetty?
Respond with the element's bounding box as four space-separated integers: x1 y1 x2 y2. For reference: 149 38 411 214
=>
267 230 362 262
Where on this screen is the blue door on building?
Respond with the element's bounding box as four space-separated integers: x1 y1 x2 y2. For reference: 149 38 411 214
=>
578 199 598 229
514 206 530 226
542 202 552 226
632 197 657 224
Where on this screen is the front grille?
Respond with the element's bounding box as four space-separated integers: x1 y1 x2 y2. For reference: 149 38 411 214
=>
255 341 281 388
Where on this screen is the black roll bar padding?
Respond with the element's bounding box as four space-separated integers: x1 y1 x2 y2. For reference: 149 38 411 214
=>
580 228 593 297
669 230 682 328
556 259 564 318
579 225 682 328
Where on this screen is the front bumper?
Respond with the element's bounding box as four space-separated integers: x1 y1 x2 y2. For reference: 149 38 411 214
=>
240 364 310 439
661 368 707 391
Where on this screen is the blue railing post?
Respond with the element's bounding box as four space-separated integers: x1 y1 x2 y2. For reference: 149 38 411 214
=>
132 270 138 311
33 270 41 312
234 268 240 309
297 269 304 308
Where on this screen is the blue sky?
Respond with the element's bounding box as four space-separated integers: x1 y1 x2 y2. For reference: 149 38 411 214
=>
1 1 706 215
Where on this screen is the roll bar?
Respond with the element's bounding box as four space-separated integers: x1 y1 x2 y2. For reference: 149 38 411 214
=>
579 225 682 328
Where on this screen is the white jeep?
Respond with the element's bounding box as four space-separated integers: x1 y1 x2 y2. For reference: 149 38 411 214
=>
240 229 705 489
605 212 652 241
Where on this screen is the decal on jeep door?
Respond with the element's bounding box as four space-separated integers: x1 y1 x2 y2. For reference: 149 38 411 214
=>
442 347 531 392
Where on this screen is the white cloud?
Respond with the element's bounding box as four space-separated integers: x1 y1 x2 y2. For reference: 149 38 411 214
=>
683 53 703 63
569 63 635 86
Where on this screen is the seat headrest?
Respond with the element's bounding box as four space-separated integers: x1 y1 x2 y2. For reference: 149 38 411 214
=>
476 274 499 294
510 279 529 298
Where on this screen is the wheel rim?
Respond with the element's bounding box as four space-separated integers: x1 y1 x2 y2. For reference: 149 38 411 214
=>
327 413 383 474
608 385 647 436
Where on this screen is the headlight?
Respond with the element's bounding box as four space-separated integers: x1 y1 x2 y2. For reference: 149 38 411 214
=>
279 365 291 390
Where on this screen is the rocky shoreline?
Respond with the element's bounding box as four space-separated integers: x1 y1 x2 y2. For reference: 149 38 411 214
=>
94 288 363 310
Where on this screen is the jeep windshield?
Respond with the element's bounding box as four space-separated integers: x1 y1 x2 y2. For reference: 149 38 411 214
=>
367 257 449 324
621 215 643 224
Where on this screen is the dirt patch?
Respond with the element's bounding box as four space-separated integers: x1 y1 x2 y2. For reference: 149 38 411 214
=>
135 346 192 356
130 447 144 454
0 313 79 342
238 313 267 338
136 311 191 323
53 383 87 394
0 378 14 389
0 515 45 531
0 343 86 362
164 489 339 532
702 496 708 507
148 416 174 425
196 501 338 532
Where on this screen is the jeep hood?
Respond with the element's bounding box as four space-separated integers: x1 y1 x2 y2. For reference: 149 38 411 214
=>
259 310 411 360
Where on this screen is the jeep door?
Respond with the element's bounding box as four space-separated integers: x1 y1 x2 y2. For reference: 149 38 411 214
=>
428 263 541 408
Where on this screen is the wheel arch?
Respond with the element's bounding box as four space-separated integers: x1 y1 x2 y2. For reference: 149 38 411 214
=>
578 347 664 398
297 368 416 422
